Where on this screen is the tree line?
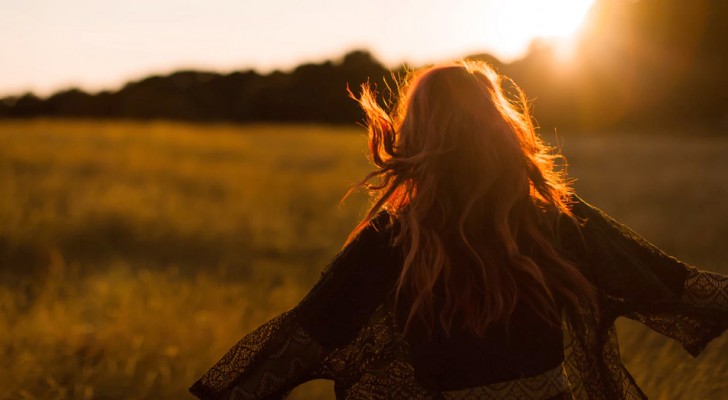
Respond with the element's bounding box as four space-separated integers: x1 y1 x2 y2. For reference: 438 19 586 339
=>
2 0 727 131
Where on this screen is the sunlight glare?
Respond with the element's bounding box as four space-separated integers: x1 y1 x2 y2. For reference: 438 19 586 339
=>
521 0 595 38
478 0 596 62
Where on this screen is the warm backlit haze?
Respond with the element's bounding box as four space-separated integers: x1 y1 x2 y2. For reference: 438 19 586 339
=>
0 0 595 97
2 0 728 398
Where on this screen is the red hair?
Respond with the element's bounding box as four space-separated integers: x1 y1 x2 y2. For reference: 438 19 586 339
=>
351 61 595 336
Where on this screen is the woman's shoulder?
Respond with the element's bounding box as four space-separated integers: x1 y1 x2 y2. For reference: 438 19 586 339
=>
359 209 399 241
557 194 636 248
565 193 606 222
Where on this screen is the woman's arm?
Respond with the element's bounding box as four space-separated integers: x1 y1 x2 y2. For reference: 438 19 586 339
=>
682 269 728 311
568 196 728 355
189 310 328 400
189 211 400 399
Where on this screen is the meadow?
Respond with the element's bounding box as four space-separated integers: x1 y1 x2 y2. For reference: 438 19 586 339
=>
0 119 726 399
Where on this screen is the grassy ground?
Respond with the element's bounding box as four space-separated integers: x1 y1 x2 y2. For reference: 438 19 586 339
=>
0 119 726 399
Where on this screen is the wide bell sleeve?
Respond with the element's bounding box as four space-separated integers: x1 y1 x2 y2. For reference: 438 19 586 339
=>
553 197 728 399
568 196 728 356
189 310 328 400
189 211 401 399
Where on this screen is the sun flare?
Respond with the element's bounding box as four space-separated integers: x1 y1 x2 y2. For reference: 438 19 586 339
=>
478 0 596 61
521 0 595 38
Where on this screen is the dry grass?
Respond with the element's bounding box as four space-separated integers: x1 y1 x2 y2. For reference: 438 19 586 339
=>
0 119 726 399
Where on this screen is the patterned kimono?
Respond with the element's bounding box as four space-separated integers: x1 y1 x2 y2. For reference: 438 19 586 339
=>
190 197 728 399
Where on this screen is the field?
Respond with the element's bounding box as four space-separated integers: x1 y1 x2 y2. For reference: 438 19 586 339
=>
0 119 726 399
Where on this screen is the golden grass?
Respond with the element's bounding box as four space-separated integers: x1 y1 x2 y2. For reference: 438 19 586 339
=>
0 119 726 399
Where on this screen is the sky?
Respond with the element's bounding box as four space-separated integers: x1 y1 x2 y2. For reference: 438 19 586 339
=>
0 0 595 97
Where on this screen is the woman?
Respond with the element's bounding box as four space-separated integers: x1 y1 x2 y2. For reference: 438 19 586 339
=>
190 61 727 399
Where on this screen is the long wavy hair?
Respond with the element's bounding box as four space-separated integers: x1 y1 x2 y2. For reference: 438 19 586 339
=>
350 61 595 337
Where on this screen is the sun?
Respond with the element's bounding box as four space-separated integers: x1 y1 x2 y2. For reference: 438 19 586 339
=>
520 0 595 38
478 0 596 61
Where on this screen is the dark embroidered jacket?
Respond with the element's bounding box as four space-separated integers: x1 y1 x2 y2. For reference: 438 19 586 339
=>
190 197 728 399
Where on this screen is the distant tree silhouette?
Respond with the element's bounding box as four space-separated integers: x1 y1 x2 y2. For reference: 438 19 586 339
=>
5 93 45 117
0 50 391 124
2 1 727 131
45 89 97 117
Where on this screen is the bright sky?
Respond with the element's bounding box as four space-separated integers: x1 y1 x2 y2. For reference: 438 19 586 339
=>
0 0 595 97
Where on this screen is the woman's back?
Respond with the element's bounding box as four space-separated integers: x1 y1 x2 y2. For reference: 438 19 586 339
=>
190 196 727 399
190 62 728 399
301 210 567 391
